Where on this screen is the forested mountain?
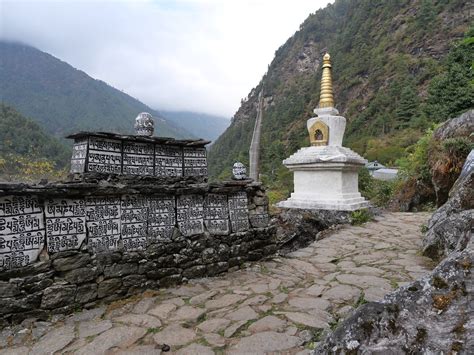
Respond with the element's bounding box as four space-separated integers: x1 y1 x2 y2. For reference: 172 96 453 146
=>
208 0 473 197
0 41 188 138
0 104 70 181
159 110 230 142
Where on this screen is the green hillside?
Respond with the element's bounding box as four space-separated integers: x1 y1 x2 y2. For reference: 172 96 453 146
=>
0 104 70 181
0 41 188 138
159 110 230 141
208 0 472 200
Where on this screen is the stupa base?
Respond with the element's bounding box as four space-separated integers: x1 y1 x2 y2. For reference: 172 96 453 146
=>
277 196 369 211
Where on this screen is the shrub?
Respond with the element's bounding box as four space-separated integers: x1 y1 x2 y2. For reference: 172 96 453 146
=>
351 209 372 225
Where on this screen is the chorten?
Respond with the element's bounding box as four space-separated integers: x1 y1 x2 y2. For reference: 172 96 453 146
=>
277 53 369 211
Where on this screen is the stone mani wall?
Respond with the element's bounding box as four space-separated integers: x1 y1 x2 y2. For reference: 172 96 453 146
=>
0 181 274 327
69 132 209 178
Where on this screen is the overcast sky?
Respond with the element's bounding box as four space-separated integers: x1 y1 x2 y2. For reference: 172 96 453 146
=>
1 0 332 117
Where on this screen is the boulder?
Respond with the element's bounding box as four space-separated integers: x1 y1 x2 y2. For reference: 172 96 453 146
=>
423 149 473 260
313 243 473 354
433 109 474 141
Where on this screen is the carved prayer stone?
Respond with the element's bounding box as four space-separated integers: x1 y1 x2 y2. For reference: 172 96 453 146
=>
204 194 230 235
70 139 88 173
147 196 175 243
228 192 249 232
177 194 204 236
45 198 86 252
155 144 183 177
87 137 122 174
183 147 208 177
85 196 121 252
232 162 247 180
135 112 155 136
0 195 45 270
121 195 148 251
123 141 154 176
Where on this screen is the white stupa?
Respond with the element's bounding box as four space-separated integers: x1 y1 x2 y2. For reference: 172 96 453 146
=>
277 53 369 211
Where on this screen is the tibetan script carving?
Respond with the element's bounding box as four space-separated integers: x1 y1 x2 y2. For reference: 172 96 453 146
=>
228 192 249 232
86 196 121 252
0 195 45 271
249 214 269 228
204 194 229 235
177 195 204 236
87 137 122 174
147 196 175 243
70 139 88 173
123 142 154 176
155 145 183 177
183 147 208 177
121 195 148 251
45 198 86 252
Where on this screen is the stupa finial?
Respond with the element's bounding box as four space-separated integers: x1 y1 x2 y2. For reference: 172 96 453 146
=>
318 52 334 108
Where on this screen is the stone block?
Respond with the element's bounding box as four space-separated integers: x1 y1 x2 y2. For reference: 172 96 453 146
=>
97 278 121 299
183 265 206 279
52 253 91 272
41 284 77 309
104 263 138 278
76 284 98 304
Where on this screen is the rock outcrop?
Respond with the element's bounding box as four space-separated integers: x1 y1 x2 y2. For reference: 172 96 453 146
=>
313 244 473 354
423 149 473 260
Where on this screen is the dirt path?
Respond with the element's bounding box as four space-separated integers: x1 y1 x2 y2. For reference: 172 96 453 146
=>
0 212 434 354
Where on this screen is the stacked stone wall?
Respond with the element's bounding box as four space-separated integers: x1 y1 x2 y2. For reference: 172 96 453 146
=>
0 179 274 327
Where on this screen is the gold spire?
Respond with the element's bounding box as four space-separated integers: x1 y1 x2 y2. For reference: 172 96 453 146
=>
318 53 334 108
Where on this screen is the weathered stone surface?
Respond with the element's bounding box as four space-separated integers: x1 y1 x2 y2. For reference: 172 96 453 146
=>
148 303 176 319
204 333 226 347
40 284 76 309
52 253 91 272
314 246 473 354
76 326 146 355
205 294 245 310
224 306 258 322
197 318 230 333
281 312 329 329
228 331 301 354
77 320 112 338
169 306 205 322
114 313 162 328
176 343 214 355
288 297 330 310
189 290 218 305
423 150 473 260
133 297 157 314
114 345 162 355
153 324 196 347
248 315 286 333
97 278 121 298
29 324 75 355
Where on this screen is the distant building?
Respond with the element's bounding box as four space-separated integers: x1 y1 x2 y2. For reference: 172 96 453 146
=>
373 168 399 181
366 161 385 175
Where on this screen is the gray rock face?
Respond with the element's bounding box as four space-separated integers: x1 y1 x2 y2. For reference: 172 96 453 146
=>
433 109 474 141
314 244 473 354
423 149 473 260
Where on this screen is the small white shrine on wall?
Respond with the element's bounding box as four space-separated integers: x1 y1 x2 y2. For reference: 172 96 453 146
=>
277 53 369 211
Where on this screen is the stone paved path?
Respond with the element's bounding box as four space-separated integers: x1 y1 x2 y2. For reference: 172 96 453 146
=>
0 212 435 355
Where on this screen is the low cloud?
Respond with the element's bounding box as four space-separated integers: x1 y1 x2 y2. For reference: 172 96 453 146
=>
1 0 332 117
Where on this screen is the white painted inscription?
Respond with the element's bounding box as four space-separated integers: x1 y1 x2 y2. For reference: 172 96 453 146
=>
121 195 148 251
86 196 121 252
45 198 86 252
155 145 183 177
183 147 207 177
177 195 204 236
0 195 45 270
123 142 154 176
228 192 249 232
148 196 175 243
70 139 88 173
87 137 122 174
204 194 229 235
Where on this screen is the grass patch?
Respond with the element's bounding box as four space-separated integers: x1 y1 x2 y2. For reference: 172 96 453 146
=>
354 292 369 308
420 224 428 233
351 209 372 226
146 327 161 334
390 279 399 289
279 285 290 294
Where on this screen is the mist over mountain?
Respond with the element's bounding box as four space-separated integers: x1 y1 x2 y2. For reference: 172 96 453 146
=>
159 110 230 142
0 41 188 139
